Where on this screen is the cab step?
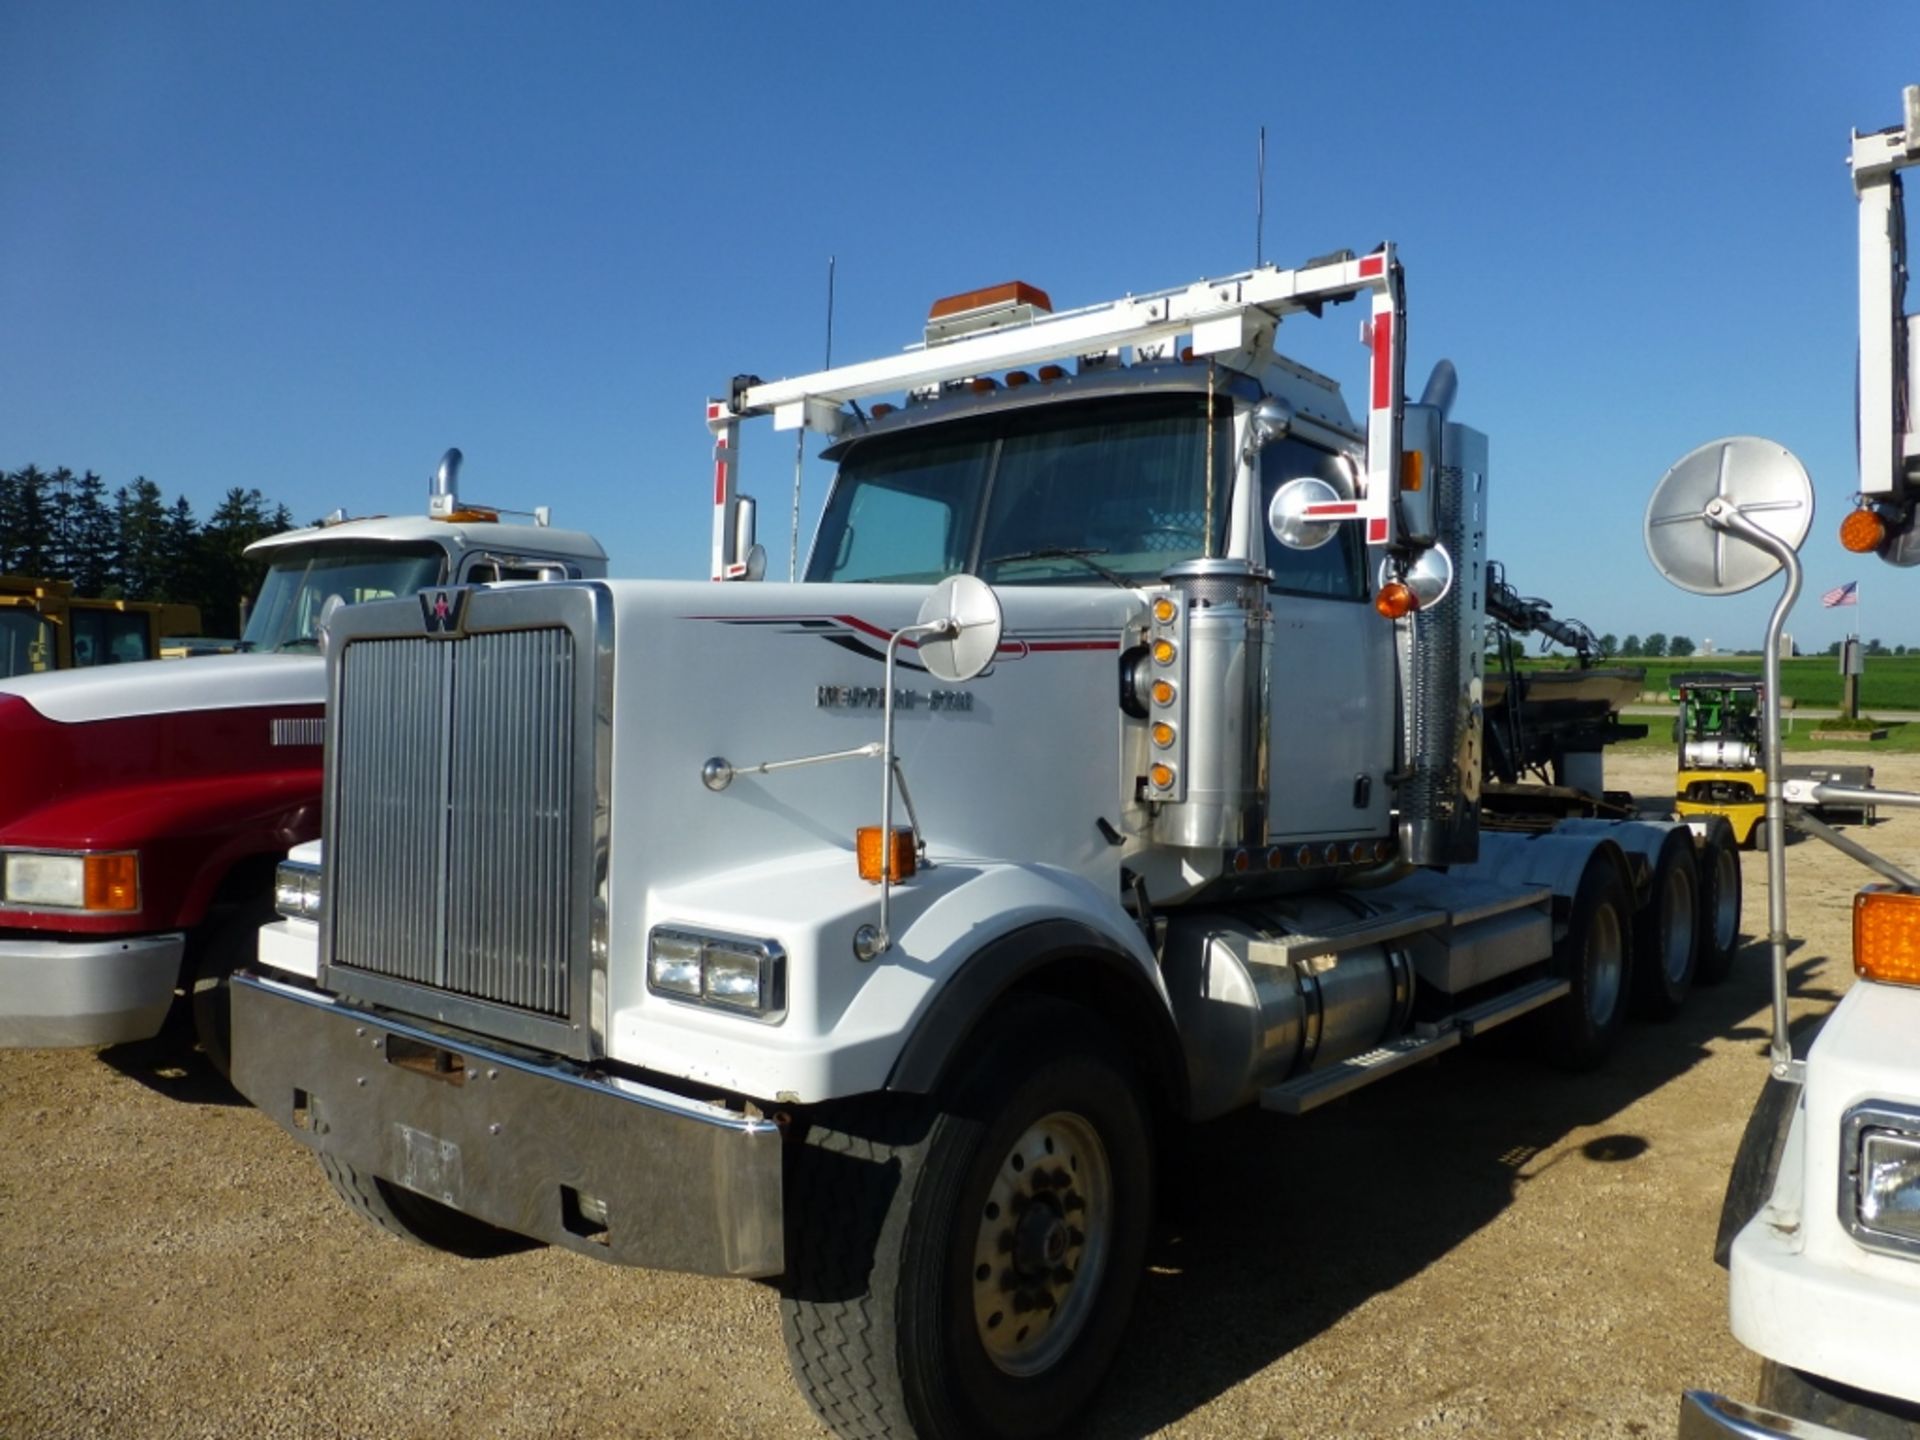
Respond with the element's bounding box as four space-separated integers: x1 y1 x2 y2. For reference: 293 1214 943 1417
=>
1258 976 1571 1116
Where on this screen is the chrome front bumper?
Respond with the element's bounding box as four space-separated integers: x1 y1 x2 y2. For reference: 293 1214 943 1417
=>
231 974 785 1278
0 932 185 1048
1678 1390 1860 1439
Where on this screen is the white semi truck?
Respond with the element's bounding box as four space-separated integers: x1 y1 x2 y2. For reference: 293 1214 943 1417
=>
236 253 1737 1438
1677 88 1920 1440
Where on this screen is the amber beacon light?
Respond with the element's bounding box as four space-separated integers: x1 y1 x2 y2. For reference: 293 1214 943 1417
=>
1854 887 1920 987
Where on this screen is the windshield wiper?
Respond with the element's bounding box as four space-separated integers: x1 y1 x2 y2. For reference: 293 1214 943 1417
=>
982 547 1132 590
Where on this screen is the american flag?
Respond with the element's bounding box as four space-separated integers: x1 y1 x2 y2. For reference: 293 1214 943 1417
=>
1822 581 1859 608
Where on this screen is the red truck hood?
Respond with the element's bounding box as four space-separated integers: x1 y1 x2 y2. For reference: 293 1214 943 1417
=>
0 653 327 931
0 651 323 722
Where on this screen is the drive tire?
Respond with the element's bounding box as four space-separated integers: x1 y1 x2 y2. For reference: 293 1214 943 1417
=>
1543 854 1632 1071
1631 830 1699 1020
780 997 1153 1440
1695 819 1744 985
1757 1360 1920 1438
318 1153 537 1258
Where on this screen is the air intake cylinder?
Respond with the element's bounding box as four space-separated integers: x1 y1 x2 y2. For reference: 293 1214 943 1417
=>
1153 558 1269 850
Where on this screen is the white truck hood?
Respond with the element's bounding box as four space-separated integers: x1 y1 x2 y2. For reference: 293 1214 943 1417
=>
0 652 324 724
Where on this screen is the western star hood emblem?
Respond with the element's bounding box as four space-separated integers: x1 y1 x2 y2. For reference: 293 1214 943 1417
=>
420 588 469 637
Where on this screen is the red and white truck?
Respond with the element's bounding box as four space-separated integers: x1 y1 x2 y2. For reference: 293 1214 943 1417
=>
0 452 605 1071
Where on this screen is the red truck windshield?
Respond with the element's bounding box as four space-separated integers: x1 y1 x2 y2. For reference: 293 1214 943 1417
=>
240 543 445 652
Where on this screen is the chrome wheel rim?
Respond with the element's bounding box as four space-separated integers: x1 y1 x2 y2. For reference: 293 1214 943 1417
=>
1587 901 1625 1026
1663 866 1696 985
971 1110 1112 1378
1713 847 1740 954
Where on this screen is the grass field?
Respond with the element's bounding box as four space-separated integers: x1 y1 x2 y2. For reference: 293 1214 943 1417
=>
1521 653 1920 712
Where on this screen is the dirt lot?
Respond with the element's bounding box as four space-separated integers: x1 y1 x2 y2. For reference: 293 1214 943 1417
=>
1 750 1906 1440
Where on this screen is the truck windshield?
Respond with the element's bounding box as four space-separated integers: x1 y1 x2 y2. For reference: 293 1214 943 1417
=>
805 394 1231 586
240 542 446 652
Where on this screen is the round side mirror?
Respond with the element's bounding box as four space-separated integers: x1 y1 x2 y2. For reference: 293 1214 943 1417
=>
1267 476 1341 551
1242 397 1293 461
1644 437 1814 595
1379 544 1455 609
916 574 1003 683
316 593 347 656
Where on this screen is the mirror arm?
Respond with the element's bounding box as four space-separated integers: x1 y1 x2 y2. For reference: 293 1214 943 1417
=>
854 617 957 961
1704 499 1803 1078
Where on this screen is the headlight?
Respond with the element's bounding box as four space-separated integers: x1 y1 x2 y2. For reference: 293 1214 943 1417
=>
2 850 139 912
1842 1101 1920 1258
646 927 785 1021
274 861 323 921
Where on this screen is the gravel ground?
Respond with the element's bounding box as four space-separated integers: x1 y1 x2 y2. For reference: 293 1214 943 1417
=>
1 750 1905 1440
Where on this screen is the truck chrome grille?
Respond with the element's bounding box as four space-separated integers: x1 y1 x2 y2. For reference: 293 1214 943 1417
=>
331 627 577 1019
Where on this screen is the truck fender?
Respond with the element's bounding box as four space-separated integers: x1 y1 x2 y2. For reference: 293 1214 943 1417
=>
885 909 1187 1122
1715 1072 1805 1268
1459 829 1634 939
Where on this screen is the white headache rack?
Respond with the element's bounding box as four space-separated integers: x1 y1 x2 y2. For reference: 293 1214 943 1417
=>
1853 83 1920 497
706 249 1407 579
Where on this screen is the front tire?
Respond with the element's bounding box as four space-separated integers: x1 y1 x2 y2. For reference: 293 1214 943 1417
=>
781 999 1154 1440
318 1153 536 1258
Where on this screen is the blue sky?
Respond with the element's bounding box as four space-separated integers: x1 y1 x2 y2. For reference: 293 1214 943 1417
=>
3 2 1915 652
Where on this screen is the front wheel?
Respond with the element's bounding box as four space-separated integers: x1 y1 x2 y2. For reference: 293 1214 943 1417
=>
318 1154 537 1258
781 999 1154 1440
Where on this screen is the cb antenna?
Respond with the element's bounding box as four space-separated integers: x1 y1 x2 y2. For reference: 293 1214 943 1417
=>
790 255 836 581
1255 125 1266 267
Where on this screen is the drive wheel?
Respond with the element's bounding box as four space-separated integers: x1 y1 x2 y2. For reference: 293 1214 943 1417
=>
318 1153 536 1258
781 998 1153 1440
1695 820 1744 984
1544 854 1632 1071
1631 831 1698 1019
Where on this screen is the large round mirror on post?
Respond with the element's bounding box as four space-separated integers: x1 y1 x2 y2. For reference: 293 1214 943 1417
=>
916 574 1003 683
1644 436 1815 595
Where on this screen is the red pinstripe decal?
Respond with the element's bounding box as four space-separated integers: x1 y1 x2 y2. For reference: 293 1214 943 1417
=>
1303 502 1360 517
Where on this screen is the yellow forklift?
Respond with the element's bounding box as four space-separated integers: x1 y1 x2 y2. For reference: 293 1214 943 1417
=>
1671 672 1872 847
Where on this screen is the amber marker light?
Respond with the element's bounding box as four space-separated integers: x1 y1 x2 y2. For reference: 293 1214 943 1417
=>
1841 507 1888 554
1375 582 1417 620
1151 679 1176 706
1151 597 1178 624
856 826 916 885
1402 450 1425 492
84 854 140 912
1150 722 1176 748
1152 638 1177 665
1854 887 1920 986
1148 763 1175 789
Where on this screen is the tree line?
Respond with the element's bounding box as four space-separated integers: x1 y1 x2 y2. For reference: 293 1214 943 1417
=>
1 465 293 636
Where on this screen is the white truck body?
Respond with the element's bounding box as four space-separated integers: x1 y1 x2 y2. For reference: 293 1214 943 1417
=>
238 259 1727 1440
1681 86 1920 1440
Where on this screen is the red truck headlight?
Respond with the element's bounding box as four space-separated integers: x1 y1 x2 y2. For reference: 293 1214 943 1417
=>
1 850 139 912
